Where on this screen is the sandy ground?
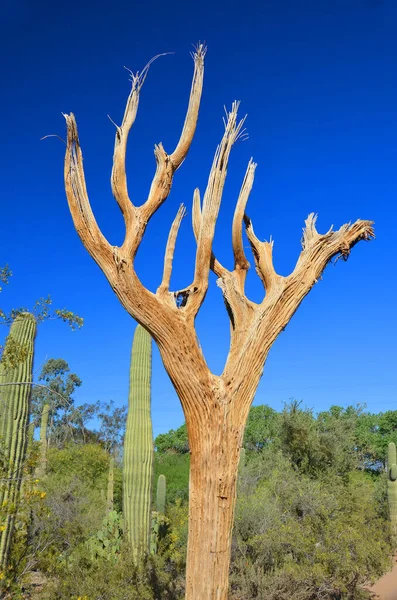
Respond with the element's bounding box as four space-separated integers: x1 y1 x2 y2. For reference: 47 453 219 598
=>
367 556 397 600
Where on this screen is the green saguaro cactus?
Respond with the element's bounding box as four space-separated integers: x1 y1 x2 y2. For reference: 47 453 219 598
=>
387 442 397 535
0 313 36 571
123 325 153 559
156 474 166 515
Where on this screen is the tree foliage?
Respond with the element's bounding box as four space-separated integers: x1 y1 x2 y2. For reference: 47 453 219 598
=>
95 400 127 453
155 424 189 455
0 266 83 369
31 358 83 446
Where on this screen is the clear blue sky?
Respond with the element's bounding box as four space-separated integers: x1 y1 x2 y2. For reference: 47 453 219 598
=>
1 0 396 436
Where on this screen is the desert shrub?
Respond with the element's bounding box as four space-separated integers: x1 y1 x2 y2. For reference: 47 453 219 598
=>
7 404 396 600
153 453 190 504
46 443 110 484
155 424 189 455
11 443 112 587
231 449 392 599
243 405 280 451
160 499 189 568
41 544 184 600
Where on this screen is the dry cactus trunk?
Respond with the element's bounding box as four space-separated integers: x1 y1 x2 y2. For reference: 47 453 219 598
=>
61 45 373 600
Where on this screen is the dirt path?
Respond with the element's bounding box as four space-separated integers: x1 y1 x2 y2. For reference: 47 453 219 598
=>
367 556 397 600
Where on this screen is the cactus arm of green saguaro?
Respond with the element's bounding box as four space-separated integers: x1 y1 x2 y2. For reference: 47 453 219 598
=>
123 325 153 560
0 313 36 571
107 455 114 513
387 442 397 535
156 474 166 514
35 404 50 480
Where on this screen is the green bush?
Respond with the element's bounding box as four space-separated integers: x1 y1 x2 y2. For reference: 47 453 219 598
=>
155 424 189 455
153 453 190 504
47 443 110 484
8 403 396 600
231 449 393 599
41 545 184 600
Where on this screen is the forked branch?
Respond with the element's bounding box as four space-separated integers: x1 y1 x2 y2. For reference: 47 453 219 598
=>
243 214 280 293
64 44 206 268
63 46 374 379
232 159 256 291
139 44 206 230
292 214 374 278
158 204 186 297
186 103 247 316
222 214 374 391
111 54 171 239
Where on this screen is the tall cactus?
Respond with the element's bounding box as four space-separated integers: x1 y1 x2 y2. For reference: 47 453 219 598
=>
123 325 153 559
0 313 36 571
387 442 397 534
35 403 50 480
156 474 166 515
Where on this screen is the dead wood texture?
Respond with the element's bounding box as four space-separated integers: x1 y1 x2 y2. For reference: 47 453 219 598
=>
62 45 374 600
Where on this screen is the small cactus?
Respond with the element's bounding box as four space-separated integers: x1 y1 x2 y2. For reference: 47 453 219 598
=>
156 474 166 515
387 442 397 534
88 510 123 562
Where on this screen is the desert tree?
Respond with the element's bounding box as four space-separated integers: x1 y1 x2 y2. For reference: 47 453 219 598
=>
61 45 373 599
0 267 83 368
31 358 82 447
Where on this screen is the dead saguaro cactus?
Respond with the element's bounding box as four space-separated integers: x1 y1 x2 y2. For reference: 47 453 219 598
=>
61 45 374 600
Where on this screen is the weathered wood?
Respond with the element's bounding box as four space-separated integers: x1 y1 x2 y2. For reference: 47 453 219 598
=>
62 44 374 600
